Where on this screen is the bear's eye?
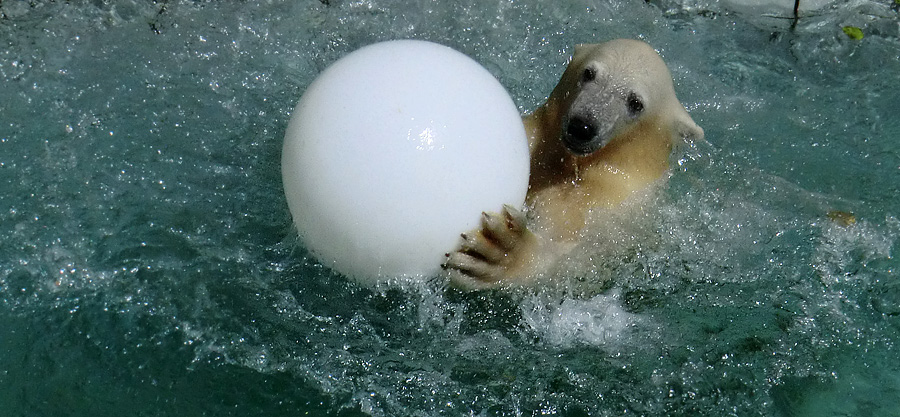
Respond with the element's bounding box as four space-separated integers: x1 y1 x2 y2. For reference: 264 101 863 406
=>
626 92 644 115
582 67 596 83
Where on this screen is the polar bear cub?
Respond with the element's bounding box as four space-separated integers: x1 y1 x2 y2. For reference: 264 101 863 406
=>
443 39 704 290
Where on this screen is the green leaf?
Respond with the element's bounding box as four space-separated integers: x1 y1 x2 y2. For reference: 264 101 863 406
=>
842 26 864 40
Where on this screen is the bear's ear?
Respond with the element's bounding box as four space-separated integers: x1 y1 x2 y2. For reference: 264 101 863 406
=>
573 43 587 51
572 44 594 62
673 109 704 142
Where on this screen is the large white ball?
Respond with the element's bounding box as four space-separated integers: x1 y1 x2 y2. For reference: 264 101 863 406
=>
282 40 529 284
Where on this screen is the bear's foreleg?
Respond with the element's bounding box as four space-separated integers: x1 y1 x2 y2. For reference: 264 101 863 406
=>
442 204 540 290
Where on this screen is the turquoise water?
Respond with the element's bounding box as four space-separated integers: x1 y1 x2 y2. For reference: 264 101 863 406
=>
1 0 898 415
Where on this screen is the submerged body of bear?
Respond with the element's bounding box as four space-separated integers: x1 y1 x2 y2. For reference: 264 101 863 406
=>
444 39 704 290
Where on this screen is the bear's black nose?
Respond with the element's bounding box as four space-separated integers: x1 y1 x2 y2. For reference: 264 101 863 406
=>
565 116 596 144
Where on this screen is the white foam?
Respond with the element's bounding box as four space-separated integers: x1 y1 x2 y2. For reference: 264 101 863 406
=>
520 292 636 348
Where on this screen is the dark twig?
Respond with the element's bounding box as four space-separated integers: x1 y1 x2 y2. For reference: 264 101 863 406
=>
790 0 800 31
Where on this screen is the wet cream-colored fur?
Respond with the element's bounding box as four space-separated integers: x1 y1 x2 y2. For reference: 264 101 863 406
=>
443 39 704 290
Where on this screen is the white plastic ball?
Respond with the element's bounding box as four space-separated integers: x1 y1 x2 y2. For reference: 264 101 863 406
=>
282 40 529 284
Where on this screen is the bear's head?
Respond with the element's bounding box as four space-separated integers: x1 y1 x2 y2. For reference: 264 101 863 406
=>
548 39 703 156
